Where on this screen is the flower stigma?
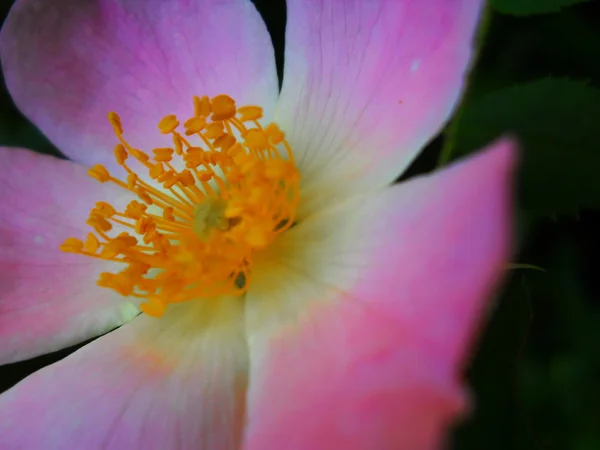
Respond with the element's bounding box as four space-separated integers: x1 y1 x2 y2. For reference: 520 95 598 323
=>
60 95 300 317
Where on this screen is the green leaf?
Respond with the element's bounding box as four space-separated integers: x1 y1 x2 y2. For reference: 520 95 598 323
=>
508 263 546 272
490 0 593 16
452 276 534 449
442 78 600 216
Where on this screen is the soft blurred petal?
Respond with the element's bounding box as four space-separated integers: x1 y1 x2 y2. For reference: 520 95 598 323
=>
0 297 248 450
0 147 137 365
0 0 277 170
243 139 516 449
277 0 484 217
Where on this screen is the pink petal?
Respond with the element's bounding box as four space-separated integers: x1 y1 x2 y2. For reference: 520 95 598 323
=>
243 139 516 449
0 147 138 365
0 298 248 449
276 0 484 216
0 0 277 170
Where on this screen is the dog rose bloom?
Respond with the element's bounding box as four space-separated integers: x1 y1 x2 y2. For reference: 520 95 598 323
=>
0 0 515 449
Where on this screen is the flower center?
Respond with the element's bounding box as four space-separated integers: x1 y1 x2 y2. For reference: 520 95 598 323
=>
60 94 300 317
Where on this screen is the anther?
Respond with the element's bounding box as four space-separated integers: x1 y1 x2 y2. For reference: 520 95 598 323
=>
114 144 128 164
214 134 236 151
88 165 110 183
265 123 285 145
149 163 165 179
205 122 225 139
237 105 263 122
84 233 100 253
211 95 236 121
158 115 180 134
184 116 206 135
127 173 138 189
60 237 83 253
152 148 174 162
194 95 211 117
178 170 195 186
108 112 123 135
95 201 116 217
140 296 166 317
244 129 268 149
125 201 147 219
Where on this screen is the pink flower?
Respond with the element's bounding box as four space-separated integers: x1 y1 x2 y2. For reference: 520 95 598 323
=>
0 0 516 449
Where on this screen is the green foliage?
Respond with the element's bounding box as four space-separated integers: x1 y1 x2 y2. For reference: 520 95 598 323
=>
518 237 600 449
453 277 534 450
443 78 600 216
491 0 593 16
508 263 546 272
0 116 59 157
0 78 60 157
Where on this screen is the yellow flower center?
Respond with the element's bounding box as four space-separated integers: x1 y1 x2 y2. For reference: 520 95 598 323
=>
60 94 300 317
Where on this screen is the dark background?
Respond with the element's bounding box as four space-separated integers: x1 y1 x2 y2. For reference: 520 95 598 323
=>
1 1 600 449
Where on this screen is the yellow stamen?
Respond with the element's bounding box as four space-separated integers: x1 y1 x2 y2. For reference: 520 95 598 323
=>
61 94 300 318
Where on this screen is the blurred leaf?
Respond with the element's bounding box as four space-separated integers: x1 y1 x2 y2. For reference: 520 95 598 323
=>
518 235 600 448
508 263 547 272
452 276 534 449
0 113 60 157
490 0 593 15
441 78 600 216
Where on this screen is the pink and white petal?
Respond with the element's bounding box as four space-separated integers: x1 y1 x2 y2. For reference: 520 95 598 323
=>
277 0 484 217
0 0 277 170
0 297 248 450
0 147 138 365
243 139 516 449
244 287 467 450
